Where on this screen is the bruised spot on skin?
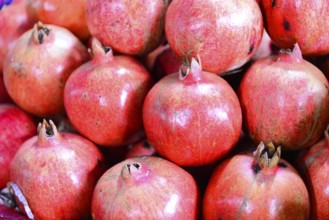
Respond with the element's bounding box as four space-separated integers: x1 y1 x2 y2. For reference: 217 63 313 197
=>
248 44 254 55
272 0 276 7
283 20 290 31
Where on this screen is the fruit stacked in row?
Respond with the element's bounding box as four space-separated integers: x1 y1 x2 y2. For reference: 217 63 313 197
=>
0 0 329 219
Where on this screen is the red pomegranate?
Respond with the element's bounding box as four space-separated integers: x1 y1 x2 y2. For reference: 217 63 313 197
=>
27 0 90 40
143 58 242 166
92 156 199 219
239 44 329 150
64 38 154 147
203 142 310 220
10 120 106 220
125 139 157 159
0 104 36 189
261 0 329 55
165 0 263 74
0 204 29 220
296 127 329 219
3 22 89 117
0 0 36 72
86 0 170 56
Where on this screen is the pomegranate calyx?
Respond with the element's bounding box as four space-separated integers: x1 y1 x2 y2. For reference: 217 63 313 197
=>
179 56 203 82
121 162 142 183
89 37 113 63
33 21 50 44
253 142 281 171
7 182 35 220
37 119 61 145
277 43 302 63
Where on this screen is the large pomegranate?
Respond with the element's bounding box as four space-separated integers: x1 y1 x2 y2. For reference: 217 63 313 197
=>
3 22 89 117
239 44 329 150
296 127 329 219
203 142 310 220
86 0 170 56
165 0 263 74
261 0 329 56
27 0 90 40
0 104 36 189
64 38 154 147
10 120 106 220
143 58 242 166
92 156 199 219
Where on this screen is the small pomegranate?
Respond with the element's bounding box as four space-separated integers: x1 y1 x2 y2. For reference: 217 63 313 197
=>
3 22 89 117
92 156 199 219
10 120 106 220
203 142 310 220
64 38 154 147
165 0 263 74
239 44 329 150
0 104 36 189
86 0 170 56
296 126 329 219
261 0 329 56
125 139 157 159
27 0 90 40
143 58 242 166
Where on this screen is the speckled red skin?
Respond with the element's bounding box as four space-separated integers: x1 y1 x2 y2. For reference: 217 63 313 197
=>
27 0 90 40
261 0 329 56
143 60 242 166
92 156 199 220
165 0 263 74
64 39 154 147
0 104 36 189
3 23 89 117
238 48 329 150
0 0 37 72
296 129 329 219
86 0 170 56
10 122 106 220
203 152 310 220
125 139 157 159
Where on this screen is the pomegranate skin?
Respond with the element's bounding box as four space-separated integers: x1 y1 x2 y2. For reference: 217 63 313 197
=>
165 0 263 74
0 104 36 189
0 0 36 72
64 39 154 147
261 0 329 56
3 22 89 117
86 0 170 56
238 46 329 150
27 0 90 40
10 120 106 220
296 128 329 219
125 140 157 159
0 204 29 220
92 156 199 220
143 59 242 166
203 143 310 220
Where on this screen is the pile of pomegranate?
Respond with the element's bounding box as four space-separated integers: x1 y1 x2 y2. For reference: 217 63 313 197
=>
1 0 329 219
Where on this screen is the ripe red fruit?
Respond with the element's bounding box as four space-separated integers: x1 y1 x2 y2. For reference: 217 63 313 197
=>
10 120 106 220
86 0 170 55
143 58 242 166
261 0 329 55
125 139 157 159
27 0 90 40
64 38 154 147
296 127 329 219
3 22 89 117
203 142 310 220
165 0 263 74
92 156 199 219
239 44 329 150
0 104 36 189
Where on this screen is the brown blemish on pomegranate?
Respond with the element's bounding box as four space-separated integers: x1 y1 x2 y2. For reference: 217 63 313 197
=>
142 141 152 149
248 44 255 55
283 20 290 31
272 0 276 7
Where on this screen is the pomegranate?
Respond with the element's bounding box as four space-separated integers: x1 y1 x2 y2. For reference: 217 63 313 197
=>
143 58 242 166
86 0 170 56
0 204 29 220
64 38 154 147
0 0 36 72
125 139 157 159
10 120 106 220
0 104 36 189
27 0 90 40
92 156 199 219
165 0 263 74
203 142 310 220
3 22 89 117
296 126 329 219
261 0 329 56
252 29 278 60
238 44 329 150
